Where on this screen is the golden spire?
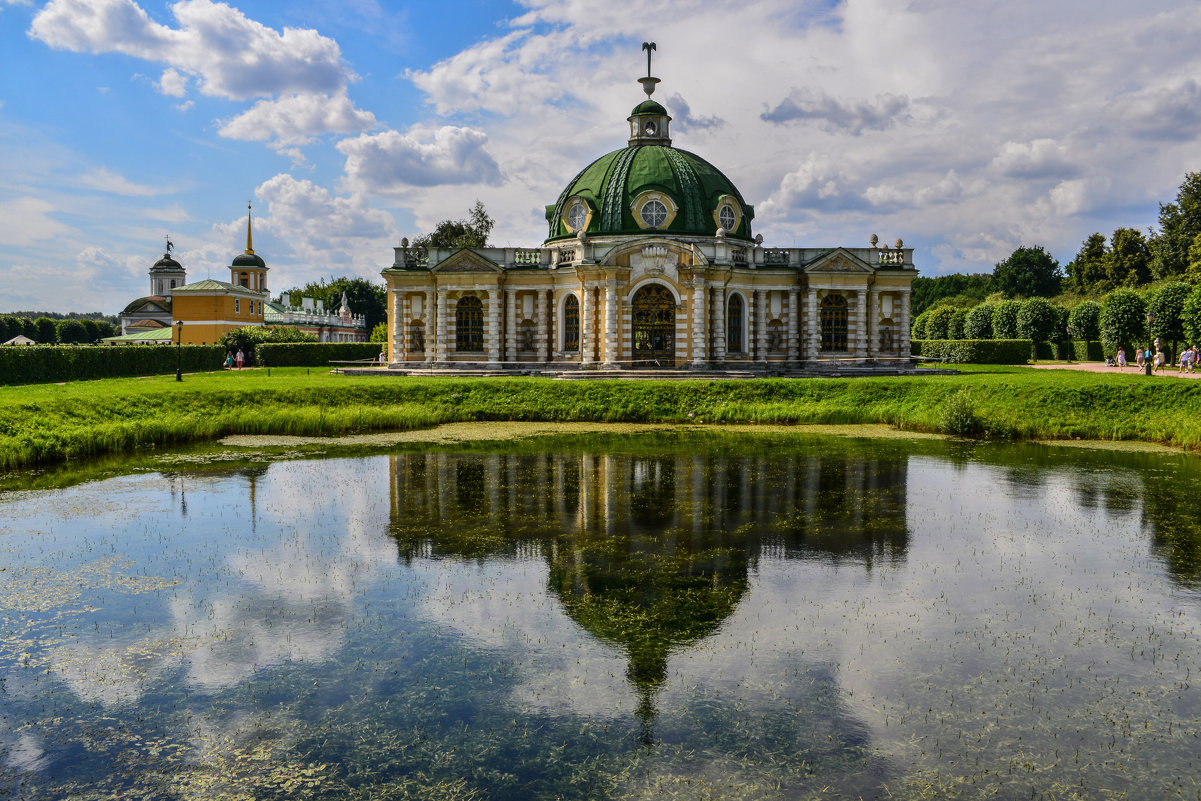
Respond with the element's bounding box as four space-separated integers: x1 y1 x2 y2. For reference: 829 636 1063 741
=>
244 200 255 255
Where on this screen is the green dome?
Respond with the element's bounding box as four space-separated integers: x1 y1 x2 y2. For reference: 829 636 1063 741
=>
231 252 266 269
545 144 754 242
631 99 667 116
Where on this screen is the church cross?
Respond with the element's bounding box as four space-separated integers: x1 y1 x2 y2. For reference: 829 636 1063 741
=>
642 42 656 77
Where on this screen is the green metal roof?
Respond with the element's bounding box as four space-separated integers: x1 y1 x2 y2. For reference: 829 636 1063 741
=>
102 327 174 343
546 145 754 242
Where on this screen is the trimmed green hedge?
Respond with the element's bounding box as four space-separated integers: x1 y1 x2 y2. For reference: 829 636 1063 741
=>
256 342 383 367
912 339 1033 364
0 345 225 386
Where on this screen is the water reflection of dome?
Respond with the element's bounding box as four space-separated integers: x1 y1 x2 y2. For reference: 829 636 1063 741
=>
386 435 913 739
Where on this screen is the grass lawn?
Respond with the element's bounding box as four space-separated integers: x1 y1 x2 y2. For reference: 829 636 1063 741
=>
1 364 1199 471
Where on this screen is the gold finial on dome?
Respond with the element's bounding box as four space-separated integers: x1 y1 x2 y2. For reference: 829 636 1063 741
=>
244 201 255 256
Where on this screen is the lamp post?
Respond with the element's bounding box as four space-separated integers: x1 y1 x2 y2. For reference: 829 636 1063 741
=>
175 320 184 382
1145 312 1154 376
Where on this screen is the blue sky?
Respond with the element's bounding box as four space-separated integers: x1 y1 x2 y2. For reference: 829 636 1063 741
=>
2 0 1200 314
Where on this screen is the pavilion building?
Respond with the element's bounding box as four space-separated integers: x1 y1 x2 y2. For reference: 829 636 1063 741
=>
381 51 916 373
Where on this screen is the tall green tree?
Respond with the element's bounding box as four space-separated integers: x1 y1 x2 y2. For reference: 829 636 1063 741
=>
963 304 994 339
992 245 1062 298
1067 301 1102 341
910 273 992 317
1100 289 1147 353
1105 228 1152 287
1182 285 1201 345
991 300 1022 338
34 317 57 344
1064 233 1108 294
1016 297 1060 353
55 318 88 344
1151 171 1201 279
411 200 495 250
1148 281 1192 358
1185 232 1201 283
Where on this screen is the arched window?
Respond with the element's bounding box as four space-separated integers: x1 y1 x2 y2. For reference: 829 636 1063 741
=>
726 293 744 353
455 296 483 352
820 294 848 351
563 294 580 351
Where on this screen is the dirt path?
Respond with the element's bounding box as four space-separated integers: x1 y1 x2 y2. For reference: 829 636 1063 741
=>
1027 362 1201 379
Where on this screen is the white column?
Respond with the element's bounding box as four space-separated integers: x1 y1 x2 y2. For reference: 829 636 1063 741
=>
603 281 618 365
900 289 911 356
755 290 767 361
714 286 726 361
536 289 548 362
869 289 880 358
691 278 707 363
435 288 447 363
505 288 517 362
422 290 433 363
581 283 593 364
807 288 819 359
787 288 799 362
486 289 500 363
391 290 402 365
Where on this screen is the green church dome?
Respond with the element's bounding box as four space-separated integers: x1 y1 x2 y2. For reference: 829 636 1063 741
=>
546 144 754 242
232 252 266 269
631 99 667 116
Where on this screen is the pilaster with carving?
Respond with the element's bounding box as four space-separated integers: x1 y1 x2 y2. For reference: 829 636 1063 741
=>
755 290 767 361
807 288 819 359
713 286 726 361
391 290 402 365
691 278 707 363
505 289 517 362
536 290 548 363
869 289 880 359
787 288 799 361
423 291 434 363
899 289 911 356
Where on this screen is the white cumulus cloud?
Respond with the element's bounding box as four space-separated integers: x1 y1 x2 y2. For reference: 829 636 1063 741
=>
338 125 503 192
219 91 377 148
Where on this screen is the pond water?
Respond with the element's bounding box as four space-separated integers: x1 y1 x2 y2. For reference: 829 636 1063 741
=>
2 430 1201 800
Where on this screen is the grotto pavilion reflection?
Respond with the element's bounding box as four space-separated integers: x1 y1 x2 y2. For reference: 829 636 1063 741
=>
386 438 911 740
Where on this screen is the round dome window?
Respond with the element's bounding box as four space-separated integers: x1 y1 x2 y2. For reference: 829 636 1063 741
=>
640 199 668 228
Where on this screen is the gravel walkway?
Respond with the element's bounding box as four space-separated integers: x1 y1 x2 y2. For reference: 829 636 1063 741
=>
1026 362 1201 379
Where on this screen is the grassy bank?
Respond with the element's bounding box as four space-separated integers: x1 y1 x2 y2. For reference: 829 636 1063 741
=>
1 365 1199 471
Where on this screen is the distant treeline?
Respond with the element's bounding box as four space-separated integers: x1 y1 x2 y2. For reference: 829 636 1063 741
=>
1 315 119 345
915 171 1201 319
6 311 118 323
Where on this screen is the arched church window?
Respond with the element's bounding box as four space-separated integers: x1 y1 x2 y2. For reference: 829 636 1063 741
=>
456 296 483 352
726 293 744 353
563 294 580 351
820 294 848 351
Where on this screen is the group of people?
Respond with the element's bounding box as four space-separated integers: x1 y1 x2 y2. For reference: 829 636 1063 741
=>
223 348 245 370
1114 345 1199 373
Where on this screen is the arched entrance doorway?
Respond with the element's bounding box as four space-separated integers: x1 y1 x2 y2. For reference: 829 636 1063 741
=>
820 294 848 352
631 284 676 366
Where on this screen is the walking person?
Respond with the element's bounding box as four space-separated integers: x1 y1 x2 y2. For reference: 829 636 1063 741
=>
1136 348 1145 369
1116 347 1126 370
235 347 245 369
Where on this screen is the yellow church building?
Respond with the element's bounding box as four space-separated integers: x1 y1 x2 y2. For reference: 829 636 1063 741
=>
172 208 269 345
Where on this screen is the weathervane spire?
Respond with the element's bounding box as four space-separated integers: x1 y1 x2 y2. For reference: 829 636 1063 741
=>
638 42 660 97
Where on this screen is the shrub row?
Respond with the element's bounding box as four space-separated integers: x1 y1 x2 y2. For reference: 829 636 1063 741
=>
912 339 1034 364
256 342 383 367
0 345 225 386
